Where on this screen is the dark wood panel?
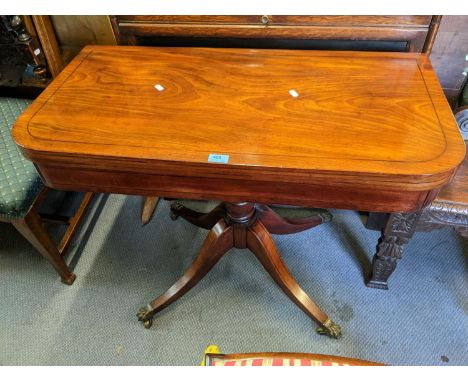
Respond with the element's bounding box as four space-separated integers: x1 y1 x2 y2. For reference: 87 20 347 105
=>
112 15 432 52
270 15 432 26
117 15 432 27
118 16 264 25
118 24 428 47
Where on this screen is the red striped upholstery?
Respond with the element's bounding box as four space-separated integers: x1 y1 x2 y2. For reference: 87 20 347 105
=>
209 357 350 366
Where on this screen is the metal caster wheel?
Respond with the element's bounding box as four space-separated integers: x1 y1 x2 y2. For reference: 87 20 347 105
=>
170 202 183 221
143 318 153 329
137 306 154 329
315 319 342 339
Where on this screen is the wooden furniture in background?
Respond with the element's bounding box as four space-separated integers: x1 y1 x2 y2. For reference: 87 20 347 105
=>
28 16 64 78
111 16 438 53
0 16 63 92
12 46 464 336
50 16 116 65
0 96 92 284
2 188 94 285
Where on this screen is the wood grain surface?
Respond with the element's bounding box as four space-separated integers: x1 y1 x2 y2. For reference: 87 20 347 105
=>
116 15 432 26
13 46 465 212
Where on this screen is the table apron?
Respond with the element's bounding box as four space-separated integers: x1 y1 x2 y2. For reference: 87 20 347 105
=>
35 164 438 213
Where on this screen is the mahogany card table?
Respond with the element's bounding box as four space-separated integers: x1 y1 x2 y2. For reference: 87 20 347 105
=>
13 46 465 338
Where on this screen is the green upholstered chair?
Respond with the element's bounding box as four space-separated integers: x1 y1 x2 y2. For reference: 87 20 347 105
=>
0 97 93 285
0 97 39 219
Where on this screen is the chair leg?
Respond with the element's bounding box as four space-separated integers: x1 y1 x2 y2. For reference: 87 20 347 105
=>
12 210 76 285
141 196 160 226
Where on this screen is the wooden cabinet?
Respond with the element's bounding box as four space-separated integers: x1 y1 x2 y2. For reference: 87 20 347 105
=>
111 15 437 53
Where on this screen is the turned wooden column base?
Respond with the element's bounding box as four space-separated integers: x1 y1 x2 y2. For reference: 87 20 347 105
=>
137 202 340 338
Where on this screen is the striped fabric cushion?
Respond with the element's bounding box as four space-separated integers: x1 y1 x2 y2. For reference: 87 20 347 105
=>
210 357 350 366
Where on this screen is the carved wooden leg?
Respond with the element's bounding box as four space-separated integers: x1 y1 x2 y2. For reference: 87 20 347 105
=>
367 211 421 290
170 201 226 230
12 210 76 285
256 204 331 235
141 196 160 225
137 219 233 328
247 220 341 338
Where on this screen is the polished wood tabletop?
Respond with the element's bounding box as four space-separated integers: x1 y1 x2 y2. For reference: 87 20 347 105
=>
13 45 465 212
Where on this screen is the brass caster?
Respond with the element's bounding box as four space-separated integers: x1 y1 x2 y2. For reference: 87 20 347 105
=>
316 319 342 339
137 306 154 329
61 273 76 285
320 211 333 223
143 318 153 329
170 202 183 221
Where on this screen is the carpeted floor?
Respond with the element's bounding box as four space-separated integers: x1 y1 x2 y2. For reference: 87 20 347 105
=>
0 194 467 366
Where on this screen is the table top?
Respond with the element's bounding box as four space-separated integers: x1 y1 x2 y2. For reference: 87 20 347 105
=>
12 45 466 211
